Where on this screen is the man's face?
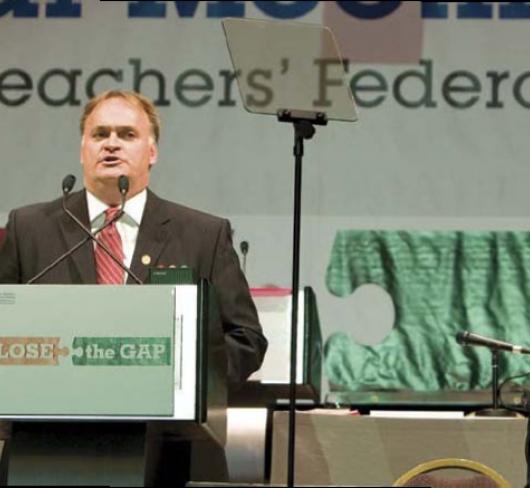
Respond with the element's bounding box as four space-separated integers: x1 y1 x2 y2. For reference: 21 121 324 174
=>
80 97 158 199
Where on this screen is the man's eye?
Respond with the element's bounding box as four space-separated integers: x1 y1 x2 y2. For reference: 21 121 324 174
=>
93 129 108 139
119 129 136 140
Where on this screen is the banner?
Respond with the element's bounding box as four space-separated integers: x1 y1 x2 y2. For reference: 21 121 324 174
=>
2 1 530 393
326 230 530 390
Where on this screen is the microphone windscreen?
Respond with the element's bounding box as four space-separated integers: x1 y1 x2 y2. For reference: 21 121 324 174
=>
455 331 468 345
240 241 249 254
118 175 129 195
62 174 76 194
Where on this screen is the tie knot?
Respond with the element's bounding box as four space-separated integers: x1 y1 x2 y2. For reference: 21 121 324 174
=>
105 207 121 224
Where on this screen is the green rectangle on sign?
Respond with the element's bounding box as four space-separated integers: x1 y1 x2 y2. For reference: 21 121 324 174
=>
72 337 172 366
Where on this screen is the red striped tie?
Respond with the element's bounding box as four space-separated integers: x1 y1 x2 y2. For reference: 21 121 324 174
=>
95 207 125 285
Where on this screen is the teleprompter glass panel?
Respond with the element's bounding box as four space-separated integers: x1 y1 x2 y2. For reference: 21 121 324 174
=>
222 18 358 122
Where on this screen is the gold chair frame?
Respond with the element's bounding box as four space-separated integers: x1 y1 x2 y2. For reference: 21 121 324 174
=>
393 458 510 488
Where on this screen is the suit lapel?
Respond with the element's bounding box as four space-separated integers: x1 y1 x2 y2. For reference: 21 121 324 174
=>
129 190 172 284
58 190 97 284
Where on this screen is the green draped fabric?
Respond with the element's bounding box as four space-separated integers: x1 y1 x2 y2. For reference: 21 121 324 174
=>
325 230 530 391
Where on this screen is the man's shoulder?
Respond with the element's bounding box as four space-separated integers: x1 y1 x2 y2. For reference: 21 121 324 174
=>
150 192 228 228
10 195 64 221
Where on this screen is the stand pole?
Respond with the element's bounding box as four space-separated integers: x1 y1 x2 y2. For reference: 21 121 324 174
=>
277 111 326 488
474 348 517 417
287 122 313 488
492 348 499 410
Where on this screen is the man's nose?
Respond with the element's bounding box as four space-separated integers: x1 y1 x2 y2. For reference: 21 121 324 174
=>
104 132 121 149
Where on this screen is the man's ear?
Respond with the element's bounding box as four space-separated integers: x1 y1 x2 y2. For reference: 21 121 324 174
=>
79 139 85 166
149 141 158 168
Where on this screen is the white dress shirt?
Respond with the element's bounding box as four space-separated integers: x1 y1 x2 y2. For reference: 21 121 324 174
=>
86 190 147 279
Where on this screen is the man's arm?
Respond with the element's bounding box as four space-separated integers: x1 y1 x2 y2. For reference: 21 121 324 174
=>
210 219 268 385
0 210 21 284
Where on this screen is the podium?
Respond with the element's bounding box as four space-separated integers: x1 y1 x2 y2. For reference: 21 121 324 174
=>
0 282 226 486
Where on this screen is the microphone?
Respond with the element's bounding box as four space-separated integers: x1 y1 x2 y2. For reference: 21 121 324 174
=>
27 175 143 284
118 174 129 196
62 174 76 194
240 240 249 275
240 241 249 255
456 331 530 354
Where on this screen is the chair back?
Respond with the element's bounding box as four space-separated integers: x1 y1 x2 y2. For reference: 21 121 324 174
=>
393 458 510 488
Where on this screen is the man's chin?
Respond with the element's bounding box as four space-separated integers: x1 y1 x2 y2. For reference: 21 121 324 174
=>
96 167 128 180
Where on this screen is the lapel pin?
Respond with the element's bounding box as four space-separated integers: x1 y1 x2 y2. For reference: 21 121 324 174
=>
141 254 151 266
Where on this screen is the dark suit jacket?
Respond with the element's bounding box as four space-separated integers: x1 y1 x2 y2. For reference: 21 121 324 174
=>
0 189 267 384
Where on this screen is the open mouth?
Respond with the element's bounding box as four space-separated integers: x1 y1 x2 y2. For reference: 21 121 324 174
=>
100 156 122 165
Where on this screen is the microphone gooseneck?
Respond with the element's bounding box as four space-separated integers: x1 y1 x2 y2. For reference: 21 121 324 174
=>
27 175 86 284
118 175 129 213
26 176 142 284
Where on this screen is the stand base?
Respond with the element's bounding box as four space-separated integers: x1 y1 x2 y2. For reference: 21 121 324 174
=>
472 408 519 417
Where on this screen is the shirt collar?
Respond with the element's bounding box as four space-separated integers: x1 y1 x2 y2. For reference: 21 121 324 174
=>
86 189 147 227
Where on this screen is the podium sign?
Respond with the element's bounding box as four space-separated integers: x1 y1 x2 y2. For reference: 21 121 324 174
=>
0 285 200 419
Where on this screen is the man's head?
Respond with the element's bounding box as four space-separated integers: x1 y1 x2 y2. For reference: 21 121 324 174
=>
80 90 161 205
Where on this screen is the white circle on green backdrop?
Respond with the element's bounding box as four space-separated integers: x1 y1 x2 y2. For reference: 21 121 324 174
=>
348 283 395 346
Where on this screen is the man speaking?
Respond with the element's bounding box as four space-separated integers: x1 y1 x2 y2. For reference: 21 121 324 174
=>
0 90 267 485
